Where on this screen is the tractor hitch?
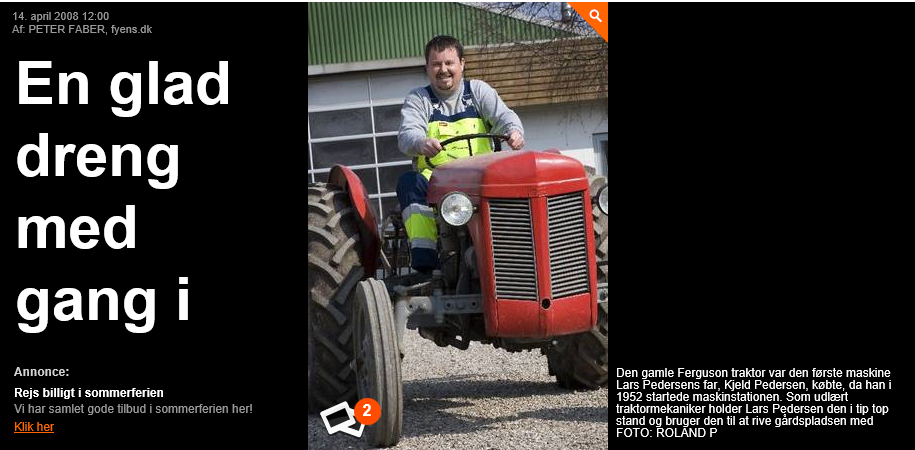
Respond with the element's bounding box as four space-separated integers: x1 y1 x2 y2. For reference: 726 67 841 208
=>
392 291 483 357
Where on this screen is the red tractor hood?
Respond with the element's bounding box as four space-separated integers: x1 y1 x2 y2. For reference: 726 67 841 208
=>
427 150 589 203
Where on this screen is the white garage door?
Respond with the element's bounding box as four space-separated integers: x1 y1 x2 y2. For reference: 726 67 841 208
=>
308 68 427 221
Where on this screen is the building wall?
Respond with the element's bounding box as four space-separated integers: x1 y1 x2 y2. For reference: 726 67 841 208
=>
514 100 608 171
463 38 608 108
308 68 607 220
308 68 428 221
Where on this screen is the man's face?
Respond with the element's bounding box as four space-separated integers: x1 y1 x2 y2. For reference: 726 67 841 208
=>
426 47 464 94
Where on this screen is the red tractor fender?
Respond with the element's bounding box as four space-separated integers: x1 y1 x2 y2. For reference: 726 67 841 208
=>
328 165 380 278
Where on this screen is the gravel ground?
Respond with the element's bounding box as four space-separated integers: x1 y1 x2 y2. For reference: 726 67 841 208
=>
308 330 608 449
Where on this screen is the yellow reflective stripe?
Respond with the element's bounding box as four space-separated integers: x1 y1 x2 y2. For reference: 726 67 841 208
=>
402 204 435 223
404 214 437 241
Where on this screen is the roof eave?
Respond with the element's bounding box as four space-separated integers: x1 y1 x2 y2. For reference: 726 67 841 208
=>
308 57 426 76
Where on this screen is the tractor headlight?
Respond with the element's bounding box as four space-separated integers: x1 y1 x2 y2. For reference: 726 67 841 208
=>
595 185 608 215
440 192 473 226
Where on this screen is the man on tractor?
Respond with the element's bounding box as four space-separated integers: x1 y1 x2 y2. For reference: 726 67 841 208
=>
397 35 526 273
309 35 608 447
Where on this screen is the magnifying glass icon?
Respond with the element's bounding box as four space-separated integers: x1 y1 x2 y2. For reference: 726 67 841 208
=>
590 9 602 23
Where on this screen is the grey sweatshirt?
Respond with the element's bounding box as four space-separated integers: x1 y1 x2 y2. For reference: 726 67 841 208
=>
398 79 524 157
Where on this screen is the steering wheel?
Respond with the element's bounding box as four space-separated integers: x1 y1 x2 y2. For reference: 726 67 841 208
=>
424 133 510 169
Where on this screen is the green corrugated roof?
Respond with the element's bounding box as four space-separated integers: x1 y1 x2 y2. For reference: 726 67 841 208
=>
308 2 573 66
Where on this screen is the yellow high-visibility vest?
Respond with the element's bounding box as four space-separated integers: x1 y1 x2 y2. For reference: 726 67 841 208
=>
415 80 492 179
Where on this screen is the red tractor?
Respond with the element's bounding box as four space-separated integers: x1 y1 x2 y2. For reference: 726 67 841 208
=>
308 134 608 447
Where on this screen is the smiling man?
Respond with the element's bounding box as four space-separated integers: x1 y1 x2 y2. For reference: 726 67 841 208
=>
397 35 525 272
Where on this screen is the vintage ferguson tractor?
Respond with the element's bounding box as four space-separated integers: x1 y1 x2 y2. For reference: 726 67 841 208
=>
308 133 608 446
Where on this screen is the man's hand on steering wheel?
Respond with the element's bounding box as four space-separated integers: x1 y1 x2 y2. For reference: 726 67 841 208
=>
418 138 443 157
423 133 518 168
507 129 524 150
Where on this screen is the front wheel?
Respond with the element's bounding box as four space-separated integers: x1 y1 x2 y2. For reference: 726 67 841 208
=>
354 278 403 447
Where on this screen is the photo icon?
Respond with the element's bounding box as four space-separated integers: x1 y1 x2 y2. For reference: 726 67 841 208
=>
337 407 365 438
319 401 356 435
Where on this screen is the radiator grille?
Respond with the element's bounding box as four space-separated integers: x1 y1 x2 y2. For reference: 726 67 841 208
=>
489 198 537 300
548 192 589 298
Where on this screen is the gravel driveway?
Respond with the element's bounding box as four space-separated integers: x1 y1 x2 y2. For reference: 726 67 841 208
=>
308 329 609 449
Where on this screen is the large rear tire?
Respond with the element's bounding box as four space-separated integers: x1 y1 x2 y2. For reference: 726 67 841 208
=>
308 183 363 412
354 278 403 447
546 173 609 389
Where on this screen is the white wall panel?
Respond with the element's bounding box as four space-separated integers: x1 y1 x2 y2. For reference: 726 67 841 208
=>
515 100 608 152
308 73 370 107
369 68 428 103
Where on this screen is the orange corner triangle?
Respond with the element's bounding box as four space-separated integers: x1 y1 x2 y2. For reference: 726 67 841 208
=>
569 2 608 42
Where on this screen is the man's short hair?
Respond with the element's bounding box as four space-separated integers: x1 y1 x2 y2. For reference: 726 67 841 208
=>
425 35 464 63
